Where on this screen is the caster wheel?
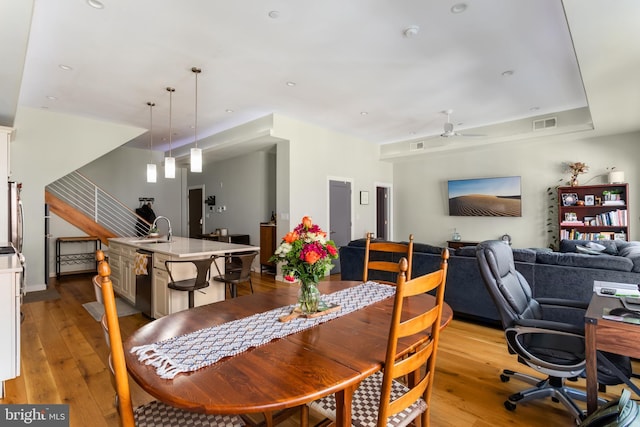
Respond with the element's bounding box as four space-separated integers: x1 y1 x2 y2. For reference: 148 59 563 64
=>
500 374 510 383
504 401 516 411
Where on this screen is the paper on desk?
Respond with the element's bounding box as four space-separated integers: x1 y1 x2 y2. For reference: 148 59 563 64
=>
594 280 640 297
602 308 640 325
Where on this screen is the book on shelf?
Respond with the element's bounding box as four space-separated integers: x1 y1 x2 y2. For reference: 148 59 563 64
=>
560 221 584 226
603 200 625 206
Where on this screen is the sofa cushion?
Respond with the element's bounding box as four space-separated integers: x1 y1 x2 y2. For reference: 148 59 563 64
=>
616 241 640 273
536 251 633 272
559 239 618 255
413 243 446 255
512 248 537 263
455 246 477 257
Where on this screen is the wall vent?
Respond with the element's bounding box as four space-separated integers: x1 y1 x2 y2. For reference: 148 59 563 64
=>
410 141 425 151
533 117 557 131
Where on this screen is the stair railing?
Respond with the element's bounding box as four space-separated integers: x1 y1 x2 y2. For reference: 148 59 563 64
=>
46 171 151 237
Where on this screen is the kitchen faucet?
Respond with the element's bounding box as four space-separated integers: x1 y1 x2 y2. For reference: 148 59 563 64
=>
151 216 172 242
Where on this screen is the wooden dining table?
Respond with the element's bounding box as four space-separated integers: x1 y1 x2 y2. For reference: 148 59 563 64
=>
124 280 453 427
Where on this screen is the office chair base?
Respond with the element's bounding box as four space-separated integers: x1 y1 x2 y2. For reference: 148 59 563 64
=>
500 369 607 423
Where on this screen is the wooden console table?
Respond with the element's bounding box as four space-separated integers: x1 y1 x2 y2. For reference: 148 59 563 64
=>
446 240 479 249
55 236 101 279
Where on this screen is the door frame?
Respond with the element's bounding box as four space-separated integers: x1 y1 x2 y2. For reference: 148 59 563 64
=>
374 182 393 241
188 184 205 237
326 176 354 244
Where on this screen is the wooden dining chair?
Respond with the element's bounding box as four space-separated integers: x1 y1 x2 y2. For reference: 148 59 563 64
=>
363 233 414 284
307 249 449 427
95 250 245 427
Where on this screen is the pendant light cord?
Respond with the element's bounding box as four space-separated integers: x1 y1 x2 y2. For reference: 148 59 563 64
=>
147 101 155 159
166 87 175 156
192 67 201 148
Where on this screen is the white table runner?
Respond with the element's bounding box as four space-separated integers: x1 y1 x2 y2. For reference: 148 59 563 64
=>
130 281 395 379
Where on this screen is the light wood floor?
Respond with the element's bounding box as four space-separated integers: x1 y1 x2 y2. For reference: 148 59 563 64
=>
2 272 635 426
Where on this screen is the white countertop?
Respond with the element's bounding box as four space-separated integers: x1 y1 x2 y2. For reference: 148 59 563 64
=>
109 236 260 258
0 254 22 273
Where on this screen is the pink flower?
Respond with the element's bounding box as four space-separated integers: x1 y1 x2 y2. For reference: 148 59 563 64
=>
326 243 337 256
284 275 296 282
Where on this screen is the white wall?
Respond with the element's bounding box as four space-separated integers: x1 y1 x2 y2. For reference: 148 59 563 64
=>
187 149 276 247
78 146 186 238
392 131 640 248
11 107 145 290
272 115 394 241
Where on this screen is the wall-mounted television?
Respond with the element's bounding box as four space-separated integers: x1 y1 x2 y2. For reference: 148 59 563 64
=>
448 176 521 217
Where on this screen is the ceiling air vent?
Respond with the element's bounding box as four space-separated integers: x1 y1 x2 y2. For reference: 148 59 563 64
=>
533 117 557 131
410 141 425 151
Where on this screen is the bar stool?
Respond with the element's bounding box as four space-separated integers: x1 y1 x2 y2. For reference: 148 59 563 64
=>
165 256 214 308
213 251 258 298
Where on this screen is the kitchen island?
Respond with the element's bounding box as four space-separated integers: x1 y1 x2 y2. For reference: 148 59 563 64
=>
108 236 260 318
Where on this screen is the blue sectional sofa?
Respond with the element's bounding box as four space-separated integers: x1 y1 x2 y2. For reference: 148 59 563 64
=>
339 238 640 325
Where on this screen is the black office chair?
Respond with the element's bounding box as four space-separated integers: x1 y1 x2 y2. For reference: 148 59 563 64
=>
476 240 634 422
165 256 214 309
213 251 258 298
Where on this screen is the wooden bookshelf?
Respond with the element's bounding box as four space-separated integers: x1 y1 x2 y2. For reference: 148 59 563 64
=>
557 183 629 241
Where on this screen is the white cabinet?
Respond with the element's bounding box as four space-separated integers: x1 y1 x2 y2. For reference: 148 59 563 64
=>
108 242 136 304
0 256 21 397
0 127 14 243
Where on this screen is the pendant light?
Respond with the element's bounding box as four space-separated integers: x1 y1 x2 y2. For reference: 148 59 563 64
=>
190 66 202 173
146 102 157 183
164 87 176 178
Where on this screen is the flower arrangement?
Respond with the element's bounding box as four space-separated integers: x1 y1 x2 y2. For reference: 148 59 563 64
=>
270 216 338 285
566 161 589 186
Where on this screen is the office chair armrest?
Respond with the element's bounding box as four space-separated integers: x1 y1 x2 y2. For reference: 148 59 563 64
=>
536 297 588 311
515 318 584 336
507 322 586 373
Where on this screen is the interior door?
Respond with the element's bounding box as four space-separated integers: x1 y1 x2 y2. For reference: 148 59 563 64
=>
329 180 351 274
376 186 389 240
188 187 203 238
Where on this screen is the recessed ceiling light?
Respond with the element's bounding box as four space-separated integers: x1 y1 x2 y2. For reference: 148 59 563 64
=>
403 26 420 38
360 111 369 116
87 0 104 9
501 70 514 77
451 3 467 14
46 96 57 100
268 10 280 19
286 81 296 87
58 64 73 71
530 106 540 111
225 109 234 113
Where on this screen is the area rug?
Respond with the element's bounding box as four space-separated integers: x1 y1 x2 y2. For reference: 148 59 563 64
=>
82 298 140 321
23 288 61 304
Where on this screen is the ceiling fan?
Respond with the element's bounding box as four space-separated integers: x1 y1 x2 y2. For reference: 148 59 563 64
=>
440 110 485 138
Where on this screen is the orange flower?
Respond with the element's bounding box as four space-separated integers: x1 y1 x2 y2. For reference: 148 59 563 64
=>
283 231 298 244
304 251 321 264
302 216 312 229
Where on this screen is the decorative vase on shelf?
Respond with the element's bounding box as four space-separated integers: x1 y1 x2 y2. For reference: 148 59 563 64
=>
570 178 578 187
452 228 461 242
298 280 321 314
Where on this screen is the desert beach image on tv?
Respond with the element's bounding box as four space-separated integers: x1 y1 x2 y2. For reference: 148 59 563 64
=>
448 176 521 217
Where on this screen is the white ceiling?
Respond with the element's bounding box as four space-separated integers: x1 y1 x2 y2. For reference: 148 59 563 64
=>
2 0 640 161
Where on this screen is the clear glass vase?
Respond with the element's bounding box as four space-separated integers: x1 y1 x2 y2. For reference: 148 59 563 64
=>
298 280 321 314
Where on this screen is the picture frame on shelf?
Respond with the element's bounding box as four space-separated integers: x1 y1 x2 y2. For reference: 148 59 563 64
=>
614 232 627 241
564 212 578 222
562 193 578 206
584 195 595 206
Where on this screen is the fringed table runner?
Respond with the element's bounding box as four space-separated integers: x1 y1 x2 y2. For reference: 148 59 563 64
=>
130 281 395 379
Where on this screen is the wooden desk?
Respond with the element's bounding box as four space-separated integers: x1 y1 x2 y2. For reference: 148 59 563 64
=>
124 280 453 426
585 294 640 414
446 240 478 250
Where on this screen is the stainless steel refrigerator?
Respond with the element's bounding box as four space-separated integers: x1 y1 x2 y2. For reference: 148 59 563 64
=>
8 181 23 254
